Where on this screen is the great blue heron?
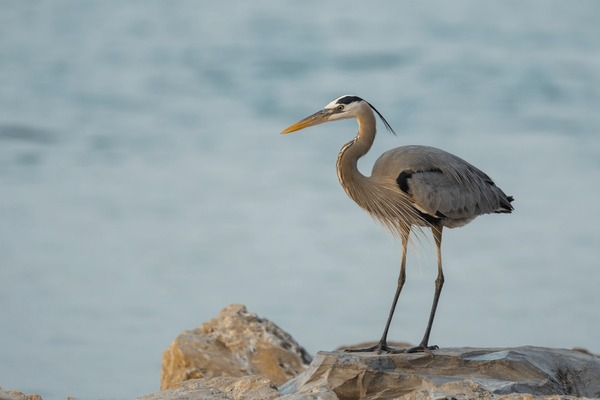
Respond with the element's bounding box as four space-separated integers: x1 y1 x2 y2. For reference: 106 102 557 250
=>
281 95 514 353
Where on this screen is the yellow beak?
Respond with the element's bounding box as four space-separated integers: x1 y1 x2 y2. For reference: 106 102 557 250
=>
281 110 331 134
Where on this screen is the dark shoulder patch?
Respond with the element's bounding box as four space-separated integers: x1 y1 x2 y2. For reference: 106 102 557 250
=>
396 170 413 193
337 95 363 105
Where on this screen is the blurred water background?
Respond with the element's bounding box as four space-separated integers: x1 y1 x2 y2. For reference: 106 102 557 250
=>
1 1 599 399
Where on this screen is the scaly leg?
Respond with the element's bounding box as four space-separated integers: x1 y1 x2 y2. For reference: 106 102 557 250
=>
407 226 444 353
346 233 409 353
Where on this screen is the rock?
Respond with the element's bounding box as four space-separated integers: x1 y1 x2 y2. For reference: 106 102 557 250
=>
0 390 42 400
140 376 281 400
160 304 312 389
279 346 600 399
147 305 600 399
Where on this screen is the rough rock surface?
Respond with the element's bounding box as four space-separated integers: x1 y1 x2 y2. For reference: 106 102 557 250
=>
0 390 42 400
142 346 600 400
140 376 281 400
280 347 600 399
143 305 600 399
160 304 312 389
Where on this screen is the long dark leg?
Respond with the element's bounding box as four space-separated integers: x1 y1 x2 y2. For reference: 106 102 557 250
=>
408 226 444 352
377 233 409 350
346 233 409 353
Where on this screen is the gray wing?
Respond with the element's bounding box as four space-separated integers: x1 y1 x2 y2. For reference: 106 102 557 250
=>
372 145 513 221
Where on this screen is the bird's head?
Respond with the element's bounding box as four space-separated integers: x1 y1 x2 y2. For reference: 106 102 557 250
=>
281 95 395 135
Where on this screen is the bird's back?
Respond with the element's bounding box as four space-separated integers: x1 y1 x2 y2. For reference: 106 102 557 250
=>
371 145 513 228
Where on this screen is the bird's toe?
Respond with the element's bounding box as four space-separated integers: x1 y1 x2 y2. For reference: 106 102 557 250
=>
405 344 439 354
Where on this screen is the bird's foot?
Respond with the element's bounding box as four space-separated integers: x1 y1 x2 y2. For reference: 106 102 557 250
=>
344 342 409 354
344 342 397 354
403 344 439 354
344 342 439 354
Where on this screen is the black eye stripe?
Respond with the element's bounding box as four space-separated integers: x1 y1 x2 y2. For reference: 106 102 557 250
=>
331 95 395 135
336 95 363 105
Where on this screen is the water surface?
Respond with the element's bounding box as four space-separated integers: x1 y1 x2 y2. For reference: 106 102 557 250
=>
1 1 599 399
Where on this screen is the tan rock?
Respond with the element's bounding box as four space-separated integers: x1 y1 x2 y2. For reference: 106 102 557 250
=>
148 305 600 399
160 304 312 390
140 376 280 400
0 390 42 400
279 346 600 399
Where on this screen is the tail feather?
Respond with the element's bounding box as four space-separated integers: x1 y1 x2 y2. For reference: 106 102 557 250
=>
495 195 514 214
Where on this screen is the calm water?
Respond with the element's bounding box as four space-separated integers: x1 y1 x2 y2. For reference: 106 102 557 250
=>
1 1 599 399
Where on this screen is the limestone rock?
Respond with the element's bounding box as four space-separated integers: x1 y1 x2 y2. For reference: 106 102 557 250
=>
0 390 42 400
140 376 280 400
279 346 600 399
160 304 312 389
148 305 600 399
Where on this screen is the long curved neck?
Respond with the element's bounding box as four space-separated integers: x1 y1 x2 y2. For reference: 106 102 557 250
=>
336 106 377 200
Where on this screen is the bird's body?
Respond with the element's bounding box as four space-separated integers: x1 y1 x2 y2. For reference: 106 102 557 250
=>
282 95 513 353
372 145 513 228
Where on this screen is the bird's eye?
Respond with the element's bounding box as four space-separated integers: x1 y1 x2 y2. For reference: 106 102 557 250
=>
336 105 344 111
